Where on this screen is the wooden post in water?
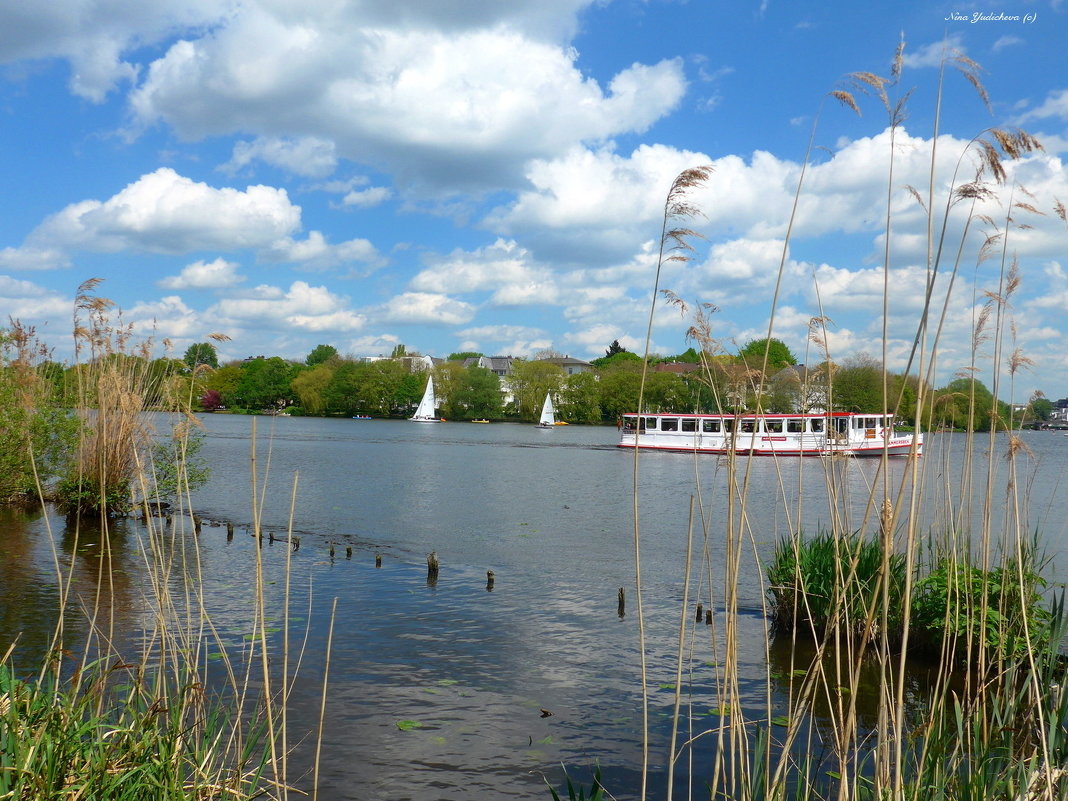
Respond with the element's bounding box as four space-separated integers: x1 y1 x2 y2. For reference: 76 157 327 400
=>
226 522 234 541
695 602 703 623
292 536 300 551
426 552 439 585
375 552 382 568
705 609 713 625
193 515 202 535
486 570 495 591
329 543 335 559
268 531 275 544
617 587 625 618
346 546 352 559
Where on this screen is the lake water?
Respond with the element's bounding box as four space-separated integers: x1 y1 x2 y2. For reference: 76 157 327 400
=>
3 415 1067 800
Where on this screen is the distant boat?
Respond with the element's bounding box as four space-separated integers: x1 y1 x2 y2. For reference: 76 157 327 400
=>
352 415 373 420
410 375 440 422
471 419 490 423
537 393 556 428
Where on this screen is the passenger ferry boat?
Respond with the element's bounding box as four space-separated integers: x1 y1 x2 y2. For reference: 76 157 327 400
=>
618 412 922 457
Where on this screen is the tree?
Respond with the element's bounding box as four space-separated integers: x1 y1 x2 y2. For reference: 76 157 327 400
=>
592 350 642 369
200 389 224 411
666 347 701 364
831 354 884 413
596 365 643 421
390 344 407 358
434 361 467 418
736 338 797 372
1028 392 1053 422
447 366 503 419
934 376 1007 432
202 364 243 408
559 371 601 424
183 342 219 370
233 357 296 410
766 367 803 413
507 359 566 421
448 351 483 361
642 371 690 413
292 363 335 415
533 348 564 360
605 339 628 358
306 344 339 366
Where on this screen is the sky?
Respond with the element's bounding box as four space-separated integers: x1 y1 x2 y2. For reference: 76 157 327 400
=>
1 1 1066 399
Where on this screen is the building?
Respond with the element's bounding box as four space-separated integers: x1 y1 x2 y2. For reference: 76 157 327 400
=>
538 356 595 375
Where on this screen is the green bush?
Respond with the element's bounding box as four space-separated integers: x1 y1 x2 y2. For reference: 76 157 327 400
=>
54 475 133 517
0 659 270 800
911 554 1053 661
766 530 906 641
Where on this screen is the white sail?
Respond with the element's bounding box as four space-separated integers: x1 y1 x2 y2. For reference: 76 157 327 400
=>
410 374 439 422
537 393 555 427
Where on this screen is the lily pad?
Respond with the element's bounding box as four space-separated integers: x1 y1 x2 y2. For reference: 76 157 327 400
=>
396 720 423 731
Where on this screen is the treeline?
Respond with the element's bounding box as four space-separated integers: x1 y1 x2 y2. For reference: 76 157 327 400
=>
176 338 1044 431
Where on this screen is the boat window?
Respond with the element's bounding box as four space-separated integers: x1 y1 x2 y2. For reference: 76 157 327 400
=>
834 418 849 434
622 416 636 431
643 417 658 429
703 419 720 433
661 418 679 431
865 417 878 429
681 418 697 432
765 419 783 433
786 419 804 433
810 418 824 432
740 419 756 433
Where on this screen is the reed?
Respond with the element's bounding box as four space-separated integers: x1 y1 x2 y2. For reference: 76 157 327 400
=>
599 37 1066 801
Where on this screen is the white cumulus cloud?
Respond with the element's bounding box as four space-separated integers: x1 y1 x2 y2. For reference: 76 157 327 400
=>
158 258 244 289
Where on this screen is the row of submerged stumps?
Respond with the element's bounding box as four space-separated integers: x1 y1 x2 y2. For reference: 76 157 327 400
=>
139 506 647 603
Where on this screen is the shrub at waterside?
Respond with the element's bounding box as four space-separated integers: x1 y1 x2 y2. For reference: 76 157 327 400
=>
911 549 1053 663
0 325 79 504
0 660 271 800
766 531 907 643
767 533 1056 666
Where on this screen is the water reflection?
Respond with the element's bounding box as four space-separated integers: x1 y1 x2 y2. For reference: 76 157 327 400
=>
1 419 1067 799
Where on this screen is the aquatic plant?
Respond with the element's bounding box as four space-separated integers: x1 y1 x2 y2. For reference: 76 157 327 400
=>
766 530 907 642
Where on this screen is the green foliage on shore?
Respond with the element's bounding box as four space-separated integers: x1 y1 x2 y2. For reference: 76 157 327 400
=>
766 531 1055 667
0 659 271 800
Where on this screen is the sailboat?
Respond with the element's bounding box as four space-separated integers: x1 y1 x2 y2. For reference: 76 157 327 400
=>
410 375 440 422
536 393 556 428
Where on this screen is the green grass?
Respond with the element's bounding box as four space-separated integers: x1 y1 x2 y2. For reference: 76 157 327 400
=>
765 530 907 643
0 658 270 800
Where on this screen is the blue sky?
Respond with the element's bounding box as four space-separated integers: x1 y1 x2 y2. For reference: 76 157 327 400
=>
2 1 1067 399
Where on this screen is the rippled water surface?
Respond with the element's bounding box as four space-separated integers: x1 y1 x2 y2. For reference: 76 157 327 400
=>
3 415 1067 799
